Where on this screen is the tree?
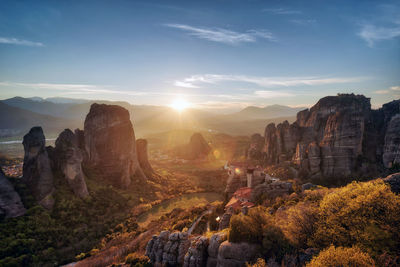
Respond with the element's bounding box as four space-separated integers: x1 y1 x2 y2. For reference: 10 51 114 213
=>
307 246 375 267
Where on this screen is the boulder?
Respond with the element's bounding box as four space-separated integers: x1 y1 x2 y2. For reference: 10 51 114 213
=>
0 169 26 218
22 127 55 209
84 103 146 188
383 172 400 194
55 129 89 198
217 241 261 267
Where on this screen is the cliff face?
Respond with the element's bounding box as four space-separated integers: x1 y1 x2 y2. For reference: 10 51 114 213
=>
259 95 400 178
0 169 26 218
22 127 55 209
84 103 146 188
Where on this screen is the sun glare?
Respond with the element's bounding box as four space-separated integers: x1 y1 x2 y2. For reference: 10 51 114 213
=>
171 98 190 111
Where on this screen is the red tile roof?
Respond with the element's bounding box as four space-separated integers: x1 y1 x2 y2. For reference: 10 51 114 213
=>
233 187 252 200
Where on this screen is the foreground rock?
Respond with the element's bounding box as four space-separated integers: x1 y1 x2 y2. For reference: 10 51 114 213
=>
384 172 400 194
0 169 26 218
261 95 400 178
217 241 261 267
84 103 146 188
22 127 55 209
55 129 89 198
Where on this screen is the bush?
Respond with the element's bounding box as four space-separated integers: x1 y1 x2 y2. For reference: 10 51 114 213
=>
228 207 269 243
125 252 150 266
307 246 375 267
311 180 400 256
246 258 267 267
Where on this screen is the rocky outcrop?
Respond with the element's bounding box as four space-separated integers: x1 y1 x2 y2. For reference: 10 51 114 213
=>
183 236 209 267
175 133 211 160
22 127 55 209
146 231 191 266
262 95 400 178
207 232 227 267
384 172 400 194
251 181 293 202
55 129 89 198
136 139 154 176
217 241 261 267
383 114 400 168
84 103 146 188
246 134 265 163
0 169 26 218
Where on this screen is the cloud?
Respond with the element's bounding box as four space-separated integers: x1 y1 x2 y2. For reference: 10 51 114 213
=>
254 90 295 98
174 81 199 88
263 8 302 15
174 74 364 88
290 19 316 26
0 37 44 47
164 24 276 44
374 86 400 95
358 24 400 47
0 82 146 96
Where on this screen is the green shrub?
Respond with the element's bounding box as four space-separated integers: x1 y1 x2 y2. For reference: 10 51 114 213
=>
307 246 375 267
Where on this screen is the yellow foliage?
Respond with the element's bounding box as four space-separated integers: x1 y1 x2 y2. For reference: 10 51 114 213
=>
312 180 400 255
307 246 375 267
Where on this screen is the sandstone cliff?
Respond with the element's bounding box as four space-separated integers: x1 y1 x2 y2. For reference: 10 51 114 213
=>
55 129 89 198
254 95 400 178
84 103 146 188
22 127 55 209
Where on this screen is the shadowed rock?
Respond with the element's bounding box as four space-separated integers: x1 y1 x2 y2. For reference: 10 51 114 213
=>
0 168 26 218
55 129 89 198
22 127 55 209
136 138 154 176
84 103 146 188
175 133 211 160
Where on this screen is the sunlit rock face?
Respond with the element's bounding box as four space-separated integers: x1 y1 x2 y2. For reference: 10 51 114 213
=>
55 129 89 198
262 95 400 178
22 126 55 209
84 103 146 188
0 169 26 218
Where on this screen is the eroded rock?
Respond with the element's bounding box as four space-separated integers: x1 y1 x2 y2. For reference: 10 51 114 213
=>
0 169 26 218
84 103 146 188
22 127 55 209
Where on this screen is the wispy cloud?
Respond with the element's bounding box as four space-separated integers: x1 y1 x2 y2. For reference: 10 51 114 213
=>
174 74 364 88
263 8 302 15
0 37 44 47
254 90 295 98
374 85 400 95
290 19 316 26
358 24 400 47
164 24 276 44
0 82 146 96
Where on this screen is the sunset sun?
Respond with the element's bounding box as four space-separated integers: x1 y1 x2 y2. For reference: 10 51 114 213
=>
171 98 190 111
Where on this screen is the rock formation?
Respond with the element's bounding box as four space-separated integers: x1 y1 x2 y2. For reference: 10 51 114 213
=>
251 181 293 202
0 168 26 218
136 138 154 176
383 114 400 168
84 103 146 188
22 127 55 209
146 231 190 266
175 133 211 160
260 95 400 178
384 172 400 194
145 231 261 267
246 133 265 163
217 241 261 267
55 129 89 198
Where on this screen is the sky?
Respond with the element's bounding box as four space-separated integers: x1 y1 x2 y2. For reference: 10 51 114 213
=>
0 0 399 112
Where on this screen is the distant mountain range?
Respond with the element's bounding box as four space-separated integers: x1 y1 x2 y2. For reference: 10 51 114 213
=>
0 97 299 138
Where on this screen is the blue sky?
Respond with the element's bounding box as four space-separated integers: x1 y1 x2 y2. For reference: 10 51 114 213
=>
0 0 399 112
